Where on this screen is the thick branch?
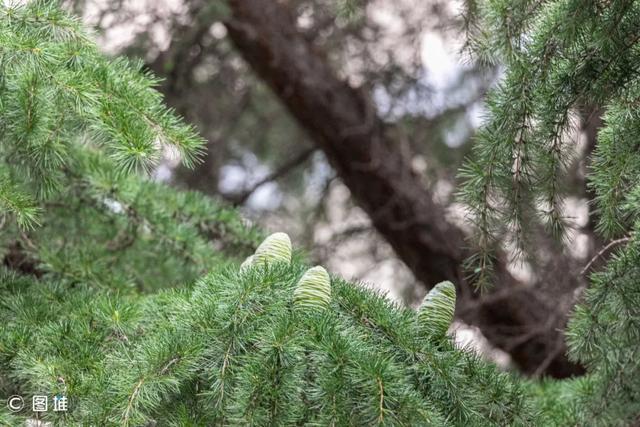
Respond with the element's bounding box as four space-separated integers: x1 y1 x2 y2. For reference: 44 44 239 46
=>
225 1 464 286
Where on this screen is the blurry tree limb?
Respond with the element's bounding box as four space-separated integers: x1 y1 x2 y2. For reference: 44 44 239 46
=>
224 147 317 205
222 0 584 377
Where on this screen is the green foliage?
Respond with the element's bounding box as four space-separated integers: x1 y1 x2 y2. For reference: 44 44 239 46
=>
0 257 539 426
336 0 363 20
0 1 639 425
459 0 640 281
460 0 640 424
0 149 262 293
0 0 204 229
565 235 640 425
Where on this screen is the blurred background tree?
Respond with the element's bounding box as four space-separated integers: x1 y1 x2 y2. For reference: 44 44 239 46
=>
58 0 607 378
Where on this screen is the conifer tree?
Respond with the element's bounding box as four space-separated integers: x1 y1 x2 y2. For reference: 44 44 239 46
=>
0 1 638 426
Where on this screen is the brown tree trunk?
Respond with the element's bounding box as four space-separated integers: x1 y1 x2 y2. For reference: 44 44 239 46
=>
219 0 583 378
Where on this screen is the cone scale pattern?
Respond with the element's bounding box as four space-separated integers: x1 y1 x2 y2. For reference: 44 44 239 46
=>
243 232 292 268
293 266 332 311
418 281 456 339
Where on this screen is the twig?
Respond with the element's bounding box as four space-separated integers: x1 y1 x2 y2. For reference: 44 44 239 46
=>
20 232 37 250
123 378 144 426
571 235 633 304
580 236 631 276
226 147 316 206
122 356 179 425
159 357 180 375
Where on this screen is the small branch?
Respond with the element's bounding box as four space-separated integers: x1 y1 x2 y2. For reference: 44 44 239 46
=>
225 147 316 206
159 356 180 375
122 356 179 425
20 232 37 250
123 378 144 426
580 236 631 276
571 235 633 304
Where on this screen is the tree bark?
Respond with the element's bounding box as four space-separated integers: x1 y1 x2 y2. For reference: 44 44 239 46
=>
219 0 583 377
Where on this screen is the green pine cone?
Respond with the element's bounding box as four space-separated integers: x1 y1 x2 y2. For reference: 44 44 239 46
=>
293 266 332 311
418 280 456 339
252 232 292 266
